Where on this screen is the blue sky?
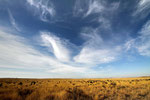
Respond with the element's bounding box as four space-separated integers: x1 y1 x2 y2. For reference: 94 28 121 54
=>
0 0 150 78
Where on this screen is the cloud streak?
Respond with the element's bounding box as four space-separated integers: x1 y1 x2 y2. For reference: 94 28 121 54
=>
41 32 71 62
0 29 100 78
73 0 104 17
136 20 150 56
0 29 55 69
133 0 150 18
85 0 104 17
26 0 55 22
8 9 20 32
74 27 122 65
125 20 150 57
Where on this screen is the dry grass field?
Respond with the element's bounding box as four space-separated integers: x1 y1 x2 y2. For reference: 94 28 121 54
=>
0 77 150 100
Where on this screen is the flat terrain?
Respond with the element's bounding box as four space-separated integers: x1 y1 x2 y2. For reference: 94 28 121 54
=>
0 77 150 100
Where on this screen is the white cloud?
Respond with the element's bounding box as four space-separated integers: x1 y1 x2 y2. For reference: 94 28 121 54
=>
139 20 150 36
73 0 119 33
0 28 119 78
85 0 104 17
124 39 135 51
41 32 71 62
73 0 119 17
98 17 111 29
133 0 150 18
26 0 55 22
0 70 37 78
81 28 103 47
136 20 150 56
73 0 88 16
74 27 122 65
8 9 20 32
74 48 119 65
125 20 150 56
48 64 87 73
0 29 95 77
73 0 104 17
0 30 57 69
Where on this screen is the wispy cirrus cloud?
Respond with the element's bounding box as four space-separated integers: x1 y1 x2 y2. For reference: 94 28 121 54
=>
73 0 120 33
0 28 98 77
26 0 55 22
39 27 123 67
73 0 89 17
133 0 150 18
124 39 135 52
74 48 120 65
73 0 104 17
73 0 119 17
41 32 71 62
0 29 56 69
136 20 150 56
125 20 150 57
74 27 122 65
84 0 104 17
0 26 120 77
8 9 20 32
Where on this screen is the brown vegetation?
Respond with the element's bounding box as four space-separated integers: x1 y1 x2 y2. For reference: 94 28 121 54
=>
0 77 150 100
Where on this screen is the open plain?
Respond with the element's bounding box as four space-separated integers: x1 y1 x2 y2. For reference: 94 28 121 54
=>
0 77 150 100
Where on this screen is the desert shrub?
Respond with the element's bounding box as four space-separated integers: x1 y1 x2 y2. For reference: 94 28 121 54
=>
138 93 147 97
87 80 94 84
45 95 55 100
117 86 126 89
18 82 23 85
145 79 150 81
110 82 116 86
72 83 75 85
5 81 12 84
97 93 108 100
102 85 106 88
31 81 36 85
0 91 22 100
18 89 33 99
0 95 21 100
125 94 130 98
26 91 40 100
65 88 93 100
0 83 2 87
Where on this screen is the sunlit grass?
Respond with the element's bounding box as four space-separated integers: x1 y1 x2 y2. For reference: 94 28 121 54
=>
0 77 150 100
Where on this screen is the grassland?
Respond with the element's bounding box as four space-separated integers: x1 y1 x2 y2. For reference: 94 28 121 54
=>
0 77 150 100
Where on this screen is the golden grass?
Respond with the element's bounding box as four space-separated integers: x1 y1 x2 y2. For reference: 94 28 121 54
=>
0 77 150 100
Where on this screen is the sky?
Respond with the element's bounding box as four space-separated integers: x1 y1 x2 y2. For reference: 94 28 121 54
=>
0 0 150 78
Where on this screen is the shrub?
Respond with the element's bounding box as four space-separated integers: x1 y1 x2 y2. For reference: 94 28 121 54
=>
18 82 23 85
18 89 33 99
0 83 2 87
31 81 36 85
